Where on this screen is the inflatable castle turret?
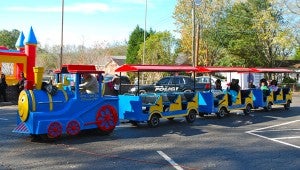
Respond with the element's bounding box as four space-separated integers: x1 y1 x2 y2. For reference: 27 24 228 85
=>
0 26 37 85
24 27 37 83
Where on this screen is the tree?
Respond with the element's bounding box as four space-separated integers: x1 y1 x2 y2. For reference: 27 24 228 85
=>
137 31 178 65
213 0 296 67
0 29 20 49
136 31 179 83
212 1 263 66
294 47 300 60
173 0 230 66
126 25 154 64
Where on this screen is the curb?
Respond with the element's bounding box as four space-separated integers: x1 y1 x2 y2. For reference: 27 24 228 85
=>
0 102 15 107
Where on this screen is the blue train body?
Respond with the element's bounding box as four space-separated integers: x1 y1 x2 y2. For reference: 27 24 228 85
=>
119 92 198 127
251 88 292 111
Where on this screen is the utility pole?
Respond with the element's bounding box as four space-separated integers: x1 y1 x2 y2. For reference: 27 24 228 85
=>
60 0 64 69
142 0 147 84
192 0 196 67
195 24 200 66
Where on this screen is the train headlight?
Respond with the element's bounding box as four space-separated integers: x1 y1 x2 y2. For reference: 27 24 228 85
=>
18 91 30 122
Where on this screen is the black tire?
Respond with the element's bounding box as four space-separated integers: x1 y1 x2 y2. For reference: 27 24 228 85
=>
243 104 252 115
183 89 193 93
217 107 227 118
186 110 197 123
264 102 272 112
284 101 291 110
148 114 160 127
139 90 146 94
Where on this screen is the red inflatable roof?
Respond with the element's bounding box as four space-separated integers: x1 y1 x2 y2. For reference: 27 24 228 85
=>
115 64 198 72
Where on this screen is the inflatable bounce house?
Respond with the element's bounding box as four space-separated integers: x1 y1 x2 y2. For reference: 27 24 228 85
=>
0 27 37 103
0 26 37 86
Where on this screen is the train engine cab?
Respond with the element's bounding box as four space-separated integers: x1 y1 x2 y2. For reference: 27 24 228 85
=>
13 65 119 139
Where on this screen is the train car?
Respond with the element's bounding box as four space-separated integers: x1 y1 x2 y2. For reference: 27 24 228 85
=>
197 66 254 118
13 65 119 139
116 64 199 127
251 68 293 111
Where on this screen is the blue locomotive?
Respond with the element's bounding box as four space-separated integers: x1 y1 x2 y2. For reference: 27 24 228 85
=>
13 65 119 139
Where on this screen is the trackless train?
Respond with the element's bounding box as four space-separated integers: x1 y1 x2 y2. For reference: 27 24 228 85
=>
13 64 294 139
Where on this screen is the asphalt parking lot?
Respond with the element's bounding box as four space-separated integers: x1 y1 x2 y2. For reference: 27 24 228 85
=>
0 95 299 170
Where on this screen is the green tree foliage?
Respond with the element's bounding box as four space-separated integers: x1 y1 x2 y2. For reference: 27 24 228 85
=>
294 47 300 60
126 25 154 64
213 0 296 67
212 1 262 66
174 0 297 67
137 31 177 65
136 31 178 83
173 0 230 66
0 29 20 49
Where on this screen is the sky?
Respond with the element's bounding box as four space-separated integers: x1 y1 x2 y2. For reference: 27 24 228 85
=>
0 0 178 47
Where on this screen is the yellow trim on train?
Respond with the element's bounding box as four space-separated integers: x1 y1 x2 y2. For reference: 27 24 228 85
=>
62 90 69 101
47 93 53 111
29 90 36 111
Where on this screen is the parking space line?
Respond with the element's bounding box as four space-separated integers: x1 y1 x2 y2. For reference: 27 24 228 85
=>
247 120 300 133
273 136 300 140
0 118 8 120
157 151 183 170
246 120 300 149
258 129 300 132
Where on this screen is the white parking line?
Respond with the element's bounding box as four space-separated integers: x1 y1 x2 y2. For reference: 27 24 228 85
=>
246 120 300 149
247 120 300 133
157 151 183 170
273 136 300 140
0 118 8 120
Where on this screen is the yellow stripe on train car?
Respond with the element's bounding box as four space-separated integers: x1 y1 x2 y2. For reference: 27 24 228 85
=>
29 90 36 112
61 90 69 101
47 93 53 111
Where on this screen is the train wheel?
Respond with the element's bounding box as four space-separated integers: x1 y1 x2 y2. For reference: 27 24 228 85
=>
48 121 63 138
66 120 80 136
96 105 118 132
284 101 291 110
243 104 252 115
217 107 227 119
264 102 272 112
148 114 160 128
186 110 197 123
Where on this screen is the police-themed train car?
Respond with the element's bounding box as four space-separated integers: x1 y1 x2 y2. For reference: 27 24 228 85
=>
13 65 119 139
116 65 199 127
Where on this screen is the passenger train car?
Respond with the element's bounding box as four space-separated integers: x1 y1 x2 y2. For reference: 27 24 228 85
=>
196 67 254 118
116 65 199 127
250 68 293 111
